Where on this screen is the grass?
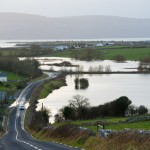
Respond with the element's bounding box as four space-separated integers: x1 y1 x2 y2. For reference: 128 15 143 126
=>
72 117 127 124
54 117 150 133
102 47 150 60
0 83 17 91
29 73 48 82
50 47 150 61
0 72 48 92
27 117 150 150
38 78 66 99
0 71 26 81
0 71 26 92
107 120 150 130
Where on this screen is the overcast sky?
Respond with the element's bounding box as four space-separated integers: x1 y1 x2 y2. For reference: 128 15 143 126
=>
0 0 150 18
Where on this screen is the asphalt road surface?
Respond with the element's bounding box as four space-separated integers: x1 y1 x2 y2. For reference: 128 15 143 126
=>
0 72 80 150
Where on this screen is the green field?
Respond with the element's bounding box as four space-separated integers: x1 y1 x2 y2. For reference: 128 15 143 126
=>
107 121 150 130
3 71 26 81
54 117 150 132
0 71 26 91
50 47 150 60
102 47 150 60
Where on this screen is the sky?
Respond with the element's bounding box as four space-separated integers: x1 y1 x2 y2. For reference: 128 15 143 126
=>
0 0 150 18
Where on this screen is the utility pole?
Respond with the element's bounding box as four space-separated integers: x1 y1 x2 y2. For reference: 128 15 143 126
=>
41 103 44 128
16 70 17 82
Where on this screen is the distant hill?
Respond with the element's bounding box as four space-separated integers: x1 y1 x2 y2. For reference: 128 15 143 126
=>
0 12 150 39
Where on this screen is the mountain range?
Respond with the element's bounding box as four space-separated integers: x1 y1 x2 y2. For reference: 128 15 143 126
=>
0 12 150 39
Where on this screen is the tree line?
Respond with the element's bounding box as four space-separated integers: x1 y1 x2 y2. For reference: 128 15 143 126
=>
74 78 89 89
138 56 150 72
55 95 149 122
71 49 103 61
0 56 42 79
0 44 52 57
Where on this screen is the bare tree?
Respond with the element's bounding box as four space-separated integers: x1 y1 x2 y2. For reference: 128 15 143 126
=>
105 65 112 72
69 94 90 111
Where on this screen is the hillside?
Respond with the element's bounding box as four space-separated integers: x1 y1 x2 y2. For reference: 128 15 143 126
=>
0 12 150 39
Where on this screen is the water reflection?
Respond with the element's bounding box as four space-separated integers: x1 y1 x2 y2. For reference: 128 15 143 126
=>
37 57 138 72
37 74 150 123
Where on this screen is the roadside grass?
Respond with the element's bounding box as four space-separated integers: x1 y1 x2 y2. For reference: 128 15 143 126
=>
50 47 150 60
0 107 11 137
38 78 66 99
27 118 150 150
27 124 89 148
83 133 150 150
25 75 66 130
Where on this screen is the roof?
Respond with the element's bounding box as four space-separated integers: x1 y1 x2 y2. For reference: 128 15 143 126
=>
0 73 7 77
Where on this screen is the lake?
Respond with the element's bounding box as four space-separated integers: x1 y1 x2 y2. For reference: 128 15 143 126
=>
39 57 139 72
36 57 150 123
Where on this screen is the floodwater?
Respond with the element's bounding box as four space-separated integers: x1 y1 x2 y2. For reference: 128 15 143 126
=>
36 57 150 123
38 57 139 72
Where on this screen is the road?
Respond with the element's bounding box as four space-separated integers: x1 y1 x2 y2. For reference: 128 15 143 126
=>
0 72 80 150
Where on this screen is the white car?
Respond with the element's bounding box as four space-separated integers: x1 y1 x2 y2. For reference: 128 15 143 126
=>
19 105 25 110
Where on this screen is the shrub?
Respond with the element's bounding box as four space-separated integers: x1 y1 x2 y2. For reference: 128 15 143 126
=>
113 55 126 62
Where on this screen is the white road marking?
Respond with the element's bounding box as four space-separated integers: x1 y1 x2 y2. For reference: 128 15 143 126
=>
12 73 79 150
15 117 43 150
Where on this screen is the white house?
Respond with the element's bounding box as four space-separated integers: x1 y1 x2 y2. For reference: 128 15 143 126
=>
96 43 104 47
54 46 68 51
0 73 7 82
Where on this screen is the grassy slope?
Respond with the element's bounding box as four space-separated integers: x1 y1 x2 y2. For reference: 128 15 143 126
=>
28 117 150 150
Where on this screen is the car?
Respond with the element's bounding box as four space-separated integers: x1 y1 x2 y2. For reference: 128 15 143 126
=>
19 105 25 110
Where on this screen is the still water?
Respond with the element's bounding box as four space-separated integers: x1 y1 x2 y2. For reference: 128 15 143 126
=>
37 73 150 123
39 57 139 72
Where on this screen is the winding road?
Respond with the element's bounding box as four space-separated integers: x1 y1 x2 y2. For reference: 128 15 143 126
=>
0 72 80 150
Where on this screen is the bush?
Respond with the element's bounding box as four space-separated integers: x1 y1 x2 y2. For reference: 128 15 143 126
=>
138 105 148 115
113 55 126 62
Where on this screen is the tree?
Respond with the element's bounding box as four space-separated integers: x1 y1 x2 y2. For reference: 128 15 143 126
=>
105 65 112 72
74 78 89 89
62 95 90 120
113 55 126 62
112 96 132 116
54 113 64 123
62 106 76 120
79 78 89 89
138 56 150 72
29 107 51 131
74 78 79 89
126 105 138 116
138 105 148 115
69 95 90 111
30 44 41 56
